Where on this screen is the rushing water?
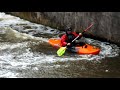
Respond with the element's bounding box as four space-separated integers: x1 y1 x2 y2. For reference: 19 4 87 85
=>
0 12 120 78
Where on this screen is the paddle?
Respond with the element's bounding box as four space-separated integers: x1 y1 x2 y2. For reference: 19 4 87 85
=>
57 23 94 56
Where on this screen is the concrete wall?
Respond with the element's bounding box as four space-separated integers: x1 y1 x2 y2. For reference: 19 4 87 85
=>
6 12 120 46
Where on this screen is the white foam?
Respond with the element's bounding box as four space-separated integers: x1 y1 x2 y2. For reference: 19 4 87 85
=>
0 71 18 78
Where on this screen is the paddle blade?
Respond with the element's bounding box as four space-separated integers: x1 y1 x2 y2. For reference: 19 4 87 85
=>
57 47 67 56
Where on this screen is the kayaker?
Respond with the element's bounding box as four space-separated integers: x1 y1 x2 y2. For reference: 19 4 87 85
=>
60 27 86 52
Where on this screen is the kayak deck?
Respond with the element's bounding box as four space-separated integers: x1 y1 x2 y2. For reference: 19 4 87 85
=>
48 38 100 55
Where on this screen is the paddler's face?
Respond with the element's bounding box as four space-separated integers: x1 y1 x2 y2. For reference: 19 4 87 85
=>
67 31 72 34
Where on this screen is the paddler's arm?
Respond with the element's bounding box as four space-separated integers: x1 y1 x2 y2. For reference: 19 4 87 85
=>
61 34 68 47
76 32 83 40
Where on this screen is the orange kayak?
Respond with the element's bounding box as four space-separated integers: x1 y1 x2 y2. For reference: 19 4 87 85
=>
48 38 100 55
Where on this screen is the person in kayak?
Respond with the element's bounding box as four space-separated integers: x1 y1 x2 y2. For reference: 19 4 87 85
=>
61 27 86 53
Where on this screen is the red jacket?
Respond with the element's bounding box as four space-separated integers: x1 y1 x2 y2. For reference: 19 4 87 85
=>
61 32 82 46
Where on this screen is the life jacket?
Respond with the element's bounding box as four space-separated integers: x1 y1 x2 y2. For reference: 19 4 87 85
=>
61 32 80 46
66 33 76 43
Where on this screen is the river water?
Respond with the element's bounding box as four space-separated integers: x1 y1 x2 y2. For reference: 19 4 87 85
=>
0 12 120 78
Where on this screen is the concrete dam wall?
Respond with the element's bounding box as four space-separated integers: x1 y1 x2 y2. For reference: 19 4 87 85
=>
6 12 120 46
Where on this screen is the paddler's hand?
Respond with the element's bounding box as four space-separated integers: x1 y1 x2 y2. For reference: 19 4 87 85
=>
67 43 71 46
79 33 82 35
